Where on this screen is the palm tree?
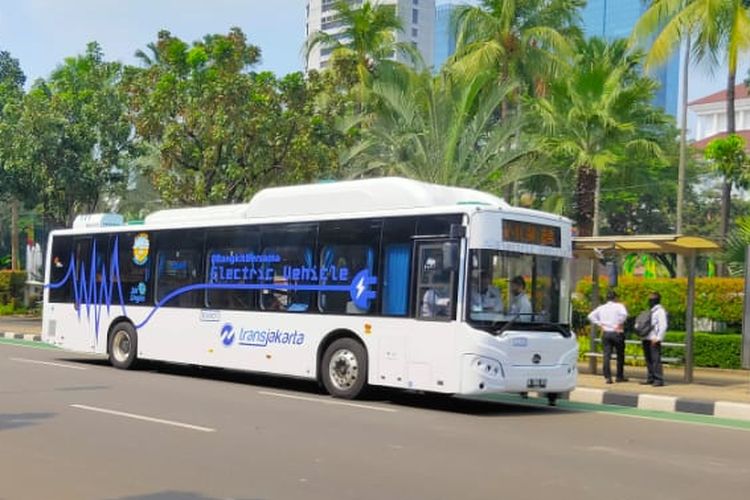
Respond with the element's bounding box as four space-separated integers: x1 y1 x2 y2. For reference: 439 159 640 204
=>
632 0 750 247
304 1 418 90
342 65 547 193
451 0 584 100
530 37 665 236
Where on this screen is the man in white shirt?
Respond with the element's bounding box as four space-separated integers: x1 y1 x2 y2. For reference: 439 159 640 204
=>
509 276 532 321
642 291 668 386
588 290 629 383
471 274 503 313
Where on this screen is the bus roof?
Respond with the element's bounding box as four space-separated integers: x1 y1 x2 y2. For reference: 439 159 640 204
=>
143 177 510 225
57 178 570 235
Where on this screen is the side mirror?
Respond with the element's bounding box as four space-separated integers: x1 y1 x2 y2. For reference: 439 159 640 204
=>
442 242 459 271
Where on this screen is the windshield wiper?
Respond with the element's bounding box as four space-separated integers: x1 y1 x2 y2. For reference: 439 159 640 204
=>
493 313 522 336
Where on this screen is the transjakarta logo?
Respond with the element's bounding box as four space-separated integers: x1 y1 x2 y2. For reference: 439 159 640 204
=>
220 323 236 346
219 323 305 348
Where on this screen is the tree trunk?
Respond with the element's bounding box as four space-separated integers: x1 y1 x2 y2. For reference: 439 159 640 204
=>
10 198 20 272
720 180 732 246
717 68 737 276
727 69 736 135
675 37 690 277
576 165 597 237
592 169 601 237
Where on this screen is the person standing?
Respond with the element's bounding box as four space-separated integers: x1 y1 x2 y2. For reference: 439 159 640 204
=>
641 291 668 387
588 290 629 384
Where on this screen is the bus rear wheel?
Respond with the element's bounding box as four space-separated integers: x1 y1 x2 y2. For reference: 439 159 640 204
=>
108 322 138 370
321 338 368 399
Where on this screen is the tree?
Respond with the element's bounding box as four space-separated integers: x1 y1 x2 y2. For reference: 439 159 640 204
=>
343 65 543 191
304 1 416 86
125 29 349 206
451 0 584 100
529 37 666 236
2 43 135 226
0 50 27 270
704 134 750 236
632 0 750 247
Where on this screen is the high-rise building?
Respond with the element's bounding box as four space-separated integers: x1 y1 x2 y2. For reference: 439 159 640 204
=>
580 0 681 117
433 3 458 71
305 0 435 71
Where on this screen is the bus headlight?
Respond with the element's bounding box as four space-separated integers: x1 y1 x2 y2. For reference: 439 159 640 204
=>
472 356 504 378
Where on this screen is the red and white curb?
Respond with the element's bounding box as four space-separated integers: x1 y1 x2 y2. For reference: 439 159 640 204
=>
568 387 750 422
1 331 42 342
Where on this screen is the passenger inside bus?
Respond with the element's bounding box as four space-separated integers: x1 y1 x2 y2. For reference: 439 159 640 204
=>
470 274 503 313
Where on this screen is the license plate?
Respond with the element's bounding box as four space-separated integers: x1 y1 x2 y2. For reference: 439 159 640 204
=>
527 378 547 389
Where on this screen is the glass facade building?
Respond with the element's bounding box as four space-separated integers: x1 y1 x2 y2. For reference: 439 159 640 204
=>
433 3 458 72
580 0 680 117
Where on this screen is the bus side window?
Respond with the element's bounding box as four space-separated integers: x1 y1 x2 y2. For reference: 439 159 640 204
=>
205 228 260 311
260 224 317 313
380 217 416 316
318 219 381 315
154 230 205 308
49 236 74 303
116 232 153 306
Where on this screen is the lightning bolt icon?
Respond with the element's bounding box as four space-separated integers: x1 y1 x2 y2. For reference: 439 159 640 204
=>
356 276 365 299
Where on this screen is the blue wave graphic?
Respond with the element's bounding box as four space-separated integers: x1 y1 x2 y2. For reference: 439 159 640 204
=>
46 237 377 340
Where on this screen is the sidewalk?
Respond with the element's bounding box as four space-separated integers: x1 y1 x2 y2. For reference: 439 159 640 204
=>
0 315 42 335
577 363 750 403
572 362 750 420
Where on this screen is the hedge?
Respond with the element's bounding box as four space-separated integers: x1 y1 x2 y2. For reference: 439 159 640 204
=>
573 277 744 331
0 271 26 306
577 331 743 369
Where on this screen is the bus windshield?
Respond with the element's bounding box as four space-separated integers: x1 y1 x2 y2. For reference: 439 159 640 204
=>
467 250 565 328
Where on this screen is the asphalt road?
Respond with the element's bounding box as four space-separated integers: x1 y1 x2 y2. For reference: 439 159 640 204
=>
1 341 749 500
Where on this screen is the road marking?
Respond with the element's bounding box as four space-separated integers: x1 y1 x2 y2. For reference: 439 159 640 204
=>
10 357 87 370
70 404 216 433
258 391 398 413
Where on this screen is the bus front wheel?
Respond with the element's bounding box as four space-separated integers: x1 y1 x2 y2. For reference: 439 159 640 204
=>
108 322 138 370
321 338 368 399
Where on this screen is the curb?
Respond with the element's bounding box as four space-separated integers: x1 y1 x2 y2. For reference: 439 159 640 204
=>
568 387 750 422
0 331 42 342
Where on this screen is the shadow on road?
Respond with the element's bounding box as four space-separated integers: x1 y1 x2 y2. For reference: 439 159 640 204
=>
56 356 568 417
107 492 263 500
0 412 55 431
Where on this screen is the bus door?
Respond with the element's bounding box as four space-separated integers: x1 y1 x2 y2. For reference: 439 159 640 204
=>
406 239 461 391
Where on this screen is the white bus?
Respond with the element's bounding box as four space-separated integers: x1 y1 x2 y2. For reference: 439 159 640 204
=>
43 178 577 403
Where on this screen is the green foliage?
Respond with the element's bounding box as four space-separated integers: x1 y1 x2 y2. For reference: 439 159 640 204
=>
305 0 416 89
704 133 750 187
1 43 136 225
528 37 666 236
343 65 542 190
573 277 745 330
451 0 584 97
0 270 26 306
576 331 742 369
125 29 349 206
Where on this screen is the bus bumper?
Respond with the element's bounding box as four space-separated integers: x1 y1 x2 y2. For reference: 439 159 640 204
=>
458 353 577 396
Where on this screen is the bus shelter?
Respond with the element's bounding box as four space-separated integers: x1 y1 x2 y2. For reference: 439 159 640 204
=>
573 235 720 383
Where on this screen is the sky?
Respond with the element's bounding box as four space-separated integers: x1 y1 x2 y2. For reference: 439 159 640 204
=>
0 0 745 131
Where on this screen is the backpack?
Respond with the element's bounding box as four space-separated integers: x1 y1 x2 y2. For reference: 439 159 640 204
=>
634 309 653 339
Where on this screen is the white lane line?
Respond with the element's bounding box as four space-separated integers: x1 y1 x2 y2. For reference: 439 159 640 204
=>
258 391 398 413
70 404 216 433
10 357 87 370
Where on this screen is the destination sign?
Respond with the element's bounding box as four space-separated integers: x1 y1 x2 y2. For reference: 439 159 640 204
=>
503 220 561 248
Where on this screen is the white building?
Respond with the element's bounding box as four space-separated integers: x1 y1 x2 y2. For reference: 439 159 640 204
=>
688 84 750 151
305 0 434 71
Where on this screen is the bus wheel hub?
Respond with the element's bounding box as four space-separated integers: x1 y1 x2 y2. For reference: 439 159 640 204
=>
329 349 358 390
